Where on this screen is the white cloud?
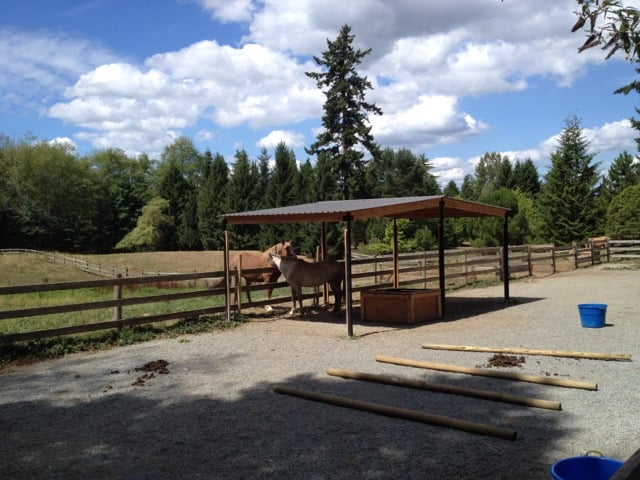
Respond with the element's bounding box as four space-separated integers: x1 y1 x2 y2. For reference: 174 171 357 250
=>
0 27 117 114
48 137 77 151
47 40 321 153
195 0 257 22
3 1 634 168
370 95 489 150
258 130 306 149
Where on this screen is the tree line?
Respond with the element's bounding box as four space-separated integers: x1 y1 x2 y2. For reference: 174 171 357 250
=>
1 115 639 257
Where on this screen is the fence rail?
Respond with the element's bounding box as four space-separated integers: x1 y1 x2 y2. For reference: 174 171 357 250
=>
1 240 636 344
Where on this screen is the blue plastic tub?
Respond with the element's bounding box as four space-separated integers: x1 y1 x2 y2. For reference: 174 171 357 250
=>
551 454 623 480
578 303 607 328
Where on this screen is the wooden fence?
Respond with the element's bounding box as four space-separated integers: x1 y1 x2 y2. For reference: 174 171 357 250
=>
0 240 634 344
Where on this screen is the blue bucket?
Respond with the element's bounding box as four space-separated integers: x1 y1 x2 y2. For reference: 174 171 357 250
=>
551 454 623 480
578 303 607 328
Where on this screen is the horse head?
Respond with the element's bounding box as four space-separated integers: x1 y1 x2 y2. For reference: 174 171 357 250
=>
271 240 296 259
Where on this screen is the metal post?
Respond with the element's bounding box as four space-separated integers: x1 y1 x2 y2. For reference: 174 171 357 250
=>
438 199 446 317
393 218 399 288
343 215 353 337
224 227 231 322
503 215 510 302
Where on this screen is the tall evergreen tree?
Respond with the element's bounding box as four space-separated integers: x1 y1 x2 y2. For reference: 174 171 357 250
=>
601 151 640 200
306 24 382 200
294 159 321 255
225 149 260 248
539 115 600 244
255 146 271 209
512 158 541 196
158 162 191 250
261 142 299 245
460 175 476 200
474 152 513 198
606 183 640 238
313 152 341 201
443 180 460 197
267 142 298 208
157 137 203 250
198 152 229 250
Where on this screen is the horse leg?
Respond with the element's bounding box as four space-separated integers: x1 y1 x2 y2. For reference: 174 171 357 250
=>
296 286 305 315
265 279 273 311
288 286 298 315
245 280 252 304
329 279 343 313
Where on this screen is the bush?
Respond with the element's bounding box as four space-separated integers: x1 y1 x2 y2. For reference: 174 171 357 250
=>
606 183 640 238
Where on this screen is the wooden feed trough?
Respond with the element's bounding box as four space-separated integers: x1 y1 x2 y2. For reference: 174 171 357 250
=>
360 288 441 324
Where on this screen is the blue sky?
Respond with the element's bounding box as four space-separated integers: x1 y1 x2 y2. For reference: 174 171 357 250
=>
2 0 639 187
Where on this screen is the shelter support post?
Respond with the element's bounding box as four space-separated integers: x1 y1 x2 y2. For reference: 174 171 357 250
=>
223 227 231 322
321 223 328 305
503 215 510 302
438 199 446 317
343 215 354 337
393 218 399 288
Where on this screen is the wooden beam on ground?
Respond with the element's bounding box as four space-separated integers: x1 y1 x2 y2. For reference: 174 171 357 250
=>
272 384 517 440
375 355 598 391
421 343 632 362
326 368 561 411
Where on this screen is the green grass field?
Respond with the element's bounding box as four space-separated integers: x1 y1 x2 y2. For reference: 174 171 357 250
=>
0 251 252 365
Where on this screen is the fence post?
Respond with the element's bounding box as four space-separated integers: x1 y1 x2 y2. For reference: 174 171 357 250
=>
422 251 427 288
464 249 468 286
113 274 122 322
573 241 578 269
236 255 243 314
527 245 532 276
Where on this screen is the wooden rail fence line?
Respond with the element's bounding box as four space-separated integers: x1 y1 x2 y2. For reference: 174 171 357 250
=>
1 240 635 343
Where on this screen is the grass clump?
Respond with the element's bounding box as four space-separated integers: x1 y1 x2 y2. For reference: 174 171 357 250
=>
0 313 247 368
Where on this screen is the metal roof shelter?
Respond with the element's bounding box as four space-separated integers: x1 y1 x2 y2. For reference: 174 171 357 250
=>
222 195 510 336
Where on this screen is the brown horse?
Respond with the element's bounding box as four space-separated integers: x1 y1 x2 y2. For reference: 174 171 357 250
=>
269 253 344 315
217 241 295 308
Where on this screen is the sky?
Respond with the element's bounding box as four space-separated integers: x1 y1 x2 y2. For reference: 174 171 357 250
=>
2 0 639 187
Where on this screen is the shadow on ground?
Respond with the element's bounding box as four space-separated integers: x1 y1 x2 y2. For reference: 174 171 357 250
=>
0 348 576 480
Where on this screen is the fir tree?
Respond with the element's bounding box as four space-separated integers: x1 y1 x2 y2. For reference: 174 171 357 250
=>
306 24 382 200
198 151 229 250
225 149 260 248
540 115 600 244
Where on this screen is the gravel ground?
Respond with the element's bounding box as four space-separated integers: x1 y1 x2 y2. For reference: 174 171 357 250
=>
1 264 639 480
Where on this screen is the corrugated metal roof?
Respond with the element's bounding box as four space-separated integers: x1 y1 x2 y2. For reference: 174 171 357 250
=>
222 195 509 224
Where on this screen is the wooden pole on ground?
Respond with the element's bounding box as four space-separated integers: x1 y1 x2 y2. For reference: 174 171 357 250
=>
375 355 598 391
326 368 561 411
421 343 632 362
272 384 517 440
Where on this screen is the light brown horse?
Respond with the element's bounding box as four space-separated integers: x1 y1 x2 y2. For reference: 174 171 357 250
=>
217 241 295 308
269 253 344 315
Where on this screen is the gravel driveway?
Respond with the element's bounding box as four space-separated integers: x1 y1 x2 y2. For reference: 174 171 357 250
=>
1 264 639 479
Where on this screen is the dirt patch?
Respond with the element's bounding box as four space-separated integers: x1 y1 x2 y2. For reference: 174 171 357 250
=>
131 359 170 386
477 354 526 368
